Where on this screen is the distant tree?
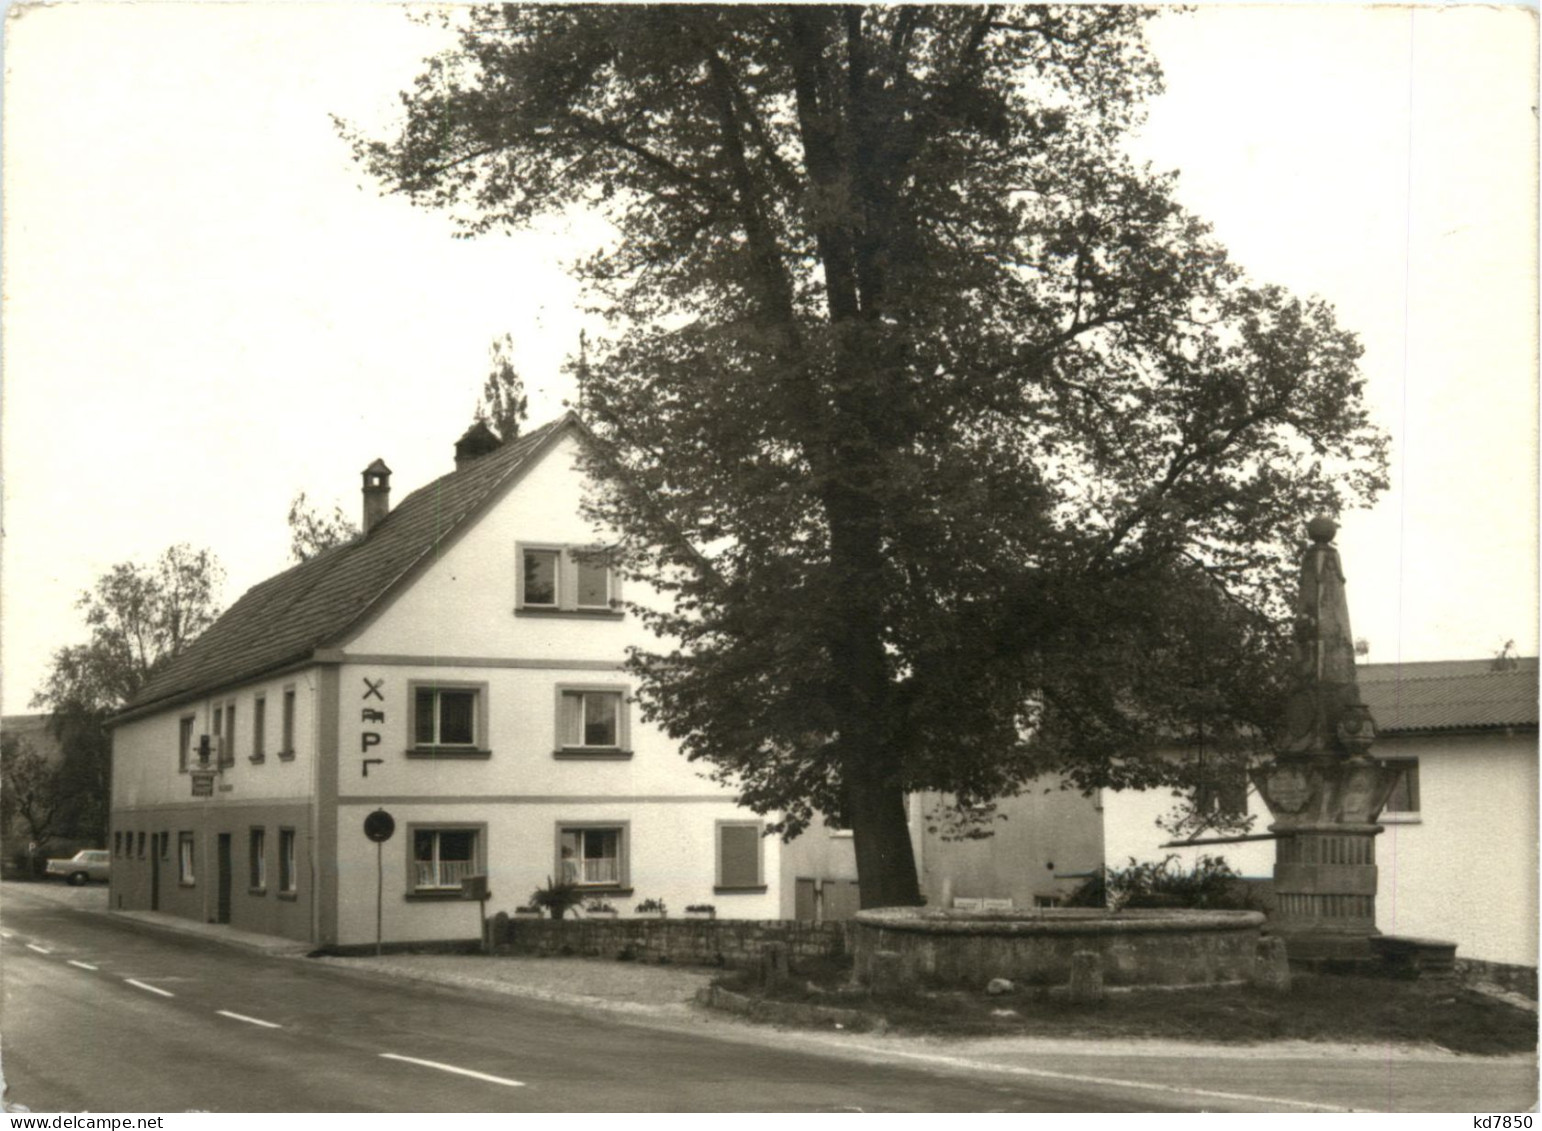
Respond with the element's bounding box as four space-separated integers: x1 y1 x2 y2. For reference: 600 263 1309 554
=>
32 545 224 841
0 734 72 863
287 491 360 564
475 333 529 442
1492 639 1519 671
349 6 1388 907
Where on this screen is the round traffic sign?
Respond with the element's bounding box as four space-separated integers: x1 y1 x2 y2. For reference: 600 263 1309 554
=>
364 808 396 843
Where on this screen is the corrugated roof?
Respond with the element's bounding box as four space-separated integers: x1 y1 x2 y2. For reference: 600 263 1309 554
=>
122 415 579 719
1358 657 1539 734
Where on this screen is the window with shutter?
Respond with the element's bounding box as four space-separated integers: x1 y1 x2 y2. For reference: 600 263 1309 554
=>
716 822 765 892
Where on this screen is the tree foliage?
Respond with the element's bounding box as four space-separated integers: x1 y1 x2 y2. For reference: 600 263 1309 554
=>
31 545 224 841
475 332 530 442
348 5 1388 906
0 734 73 856
287 491 360 563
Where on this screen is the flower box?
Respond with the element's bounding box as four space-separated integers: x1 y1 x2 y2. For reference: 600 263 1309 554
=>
512 907 543 919
632 910 665 920
685 909 716 921
585 908 619 920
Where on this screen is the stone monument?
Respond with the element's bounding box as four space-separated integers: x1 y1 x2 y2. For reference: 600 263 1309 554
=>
1252 516 1403 964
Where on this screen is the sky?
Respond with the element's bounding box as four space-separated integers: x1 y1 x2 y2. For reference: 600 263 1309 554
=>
2 3 1537 715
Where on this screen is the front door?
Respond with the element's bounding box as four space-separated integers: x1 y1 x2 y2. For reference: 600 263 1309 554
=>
216 834 232 924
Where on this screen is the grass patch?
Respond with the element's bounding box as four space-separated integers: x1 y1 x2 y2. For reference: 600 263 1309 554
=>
717 961 1537 1055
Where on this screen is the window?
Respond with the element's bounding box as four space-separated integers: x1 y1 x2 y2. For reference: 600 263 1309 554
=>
517 544 620 614
280 687 296 758
557 824 627 888
408 681 489 756
251 696 266 762
1381 759 1421 822
114 832 122 857
178 832 196 886
220 703 236 767
555 685 629 756
248 828 266 890
160 832 170 861
716 821 766 892
278 828 297 895
411 827 479 892
1193 756 1248 819
178 715 195 771
521 547 559 607
137 832 146 859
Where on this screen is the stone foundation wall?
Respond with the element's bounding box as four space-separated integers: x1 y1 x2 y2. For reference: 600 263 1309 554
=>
1454 957 1538 1000
495 917 852 968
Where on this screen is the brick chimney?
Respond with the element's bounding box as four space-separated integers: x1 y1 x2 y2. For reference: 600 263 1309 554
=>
362 459 391 535
455 421 502 470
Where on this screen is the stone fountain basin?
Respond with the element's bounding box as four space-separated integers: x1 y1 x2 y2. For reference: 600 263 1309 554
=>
852 906 1267 989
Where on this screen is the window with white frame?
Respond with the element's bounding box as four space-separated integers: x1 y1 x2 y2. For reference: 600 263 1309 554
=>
178 715 195 771
558 825 626 887
716 821 766 892
410 682 487 753
517 544 620 613
178 832 196 886
555 686 627 753
252 696 266 762
1380 759 1420 822
279 828 297 895
412 827 479 892
249 828 266 891
220 702 236 766
280 687 296 757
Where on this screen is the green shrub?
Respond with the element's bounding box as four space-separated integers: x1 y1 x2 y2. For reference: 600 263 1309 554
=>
1067 854 1255 911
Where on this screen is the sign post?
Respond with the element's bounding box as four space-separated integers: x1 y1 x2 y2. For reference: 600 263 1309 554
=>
363 809 396 957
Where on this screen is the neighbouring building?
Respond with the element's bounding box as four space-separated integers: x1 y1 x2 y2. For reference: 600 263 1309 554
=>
1104 657 1539 972
108 416 782 948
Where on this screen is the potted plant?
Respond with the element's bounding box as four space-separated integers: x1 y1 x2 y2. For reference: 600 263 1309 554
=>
684 904 716 920
633 897 667 919
512 905 542 919
529 876 587 920
584 900 619 920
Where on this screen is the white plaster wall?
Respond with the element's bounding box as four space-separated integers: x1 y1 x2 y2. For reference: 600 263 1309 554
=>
1376 733 1538 967
344 432 667 660
111 669 320 810
334 799 780 945
1101 781 1274 879
1102 735 1538 968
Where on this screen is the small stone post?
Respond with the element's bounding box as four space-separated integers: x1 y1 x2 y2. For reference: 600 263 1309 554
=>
1067 950 1104 1003
1252 936 1292 993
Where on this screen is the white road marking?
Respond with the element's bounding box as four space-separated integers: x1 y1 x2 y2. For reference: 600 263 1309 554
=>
67 960 98 971
125 978 175 998
24 943 51 954
216 1010 281 1029
0 929 14 938
379 1053 525 1088
832 1040 1350 1113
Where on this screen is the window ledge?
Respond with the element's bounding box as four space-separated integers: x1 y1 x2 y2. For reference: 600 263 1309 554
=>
714 885 769 895
407 746 493 760
277 891 298 902
405 890 471 901
277 751 297 762
515 607 625 620
573 885 633 897
249 887 267 896
1379 813 1422 825
179 881 197 889
552 748 633 761
248 755 265 765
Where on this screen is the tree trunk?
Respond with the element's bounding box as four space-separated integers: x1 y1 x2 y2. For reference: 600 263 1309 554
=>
845 759 922 908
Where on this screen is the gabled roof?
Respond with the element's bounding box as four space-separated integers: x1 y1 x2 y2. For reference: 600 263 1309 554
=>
120 415 582 721
1358 657 1539 734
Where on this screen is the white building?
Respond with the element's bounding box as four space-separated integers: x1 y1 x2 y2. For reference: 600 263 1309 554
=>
1103 658 1539 971
109 416 781 947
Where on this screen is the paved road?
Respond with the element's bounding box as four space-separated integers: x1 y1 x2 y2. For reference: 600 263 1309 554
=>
1 886 1210 1113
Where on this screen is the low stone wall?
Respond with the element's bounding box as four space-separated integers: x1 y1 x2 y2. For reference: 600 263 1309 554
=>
853 907 1266 990
1455 957 1538 1000
495 916 852 969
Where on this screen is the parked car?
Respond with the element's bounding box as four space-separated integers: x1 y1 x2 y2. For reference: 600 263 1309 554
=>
45 850 110 886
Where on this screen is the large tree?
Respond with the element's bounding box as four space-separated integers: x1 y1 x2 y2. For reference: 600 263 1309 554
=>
287 491 360 563
347 5 1387 907
476 332 531 442
32 545 224 840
